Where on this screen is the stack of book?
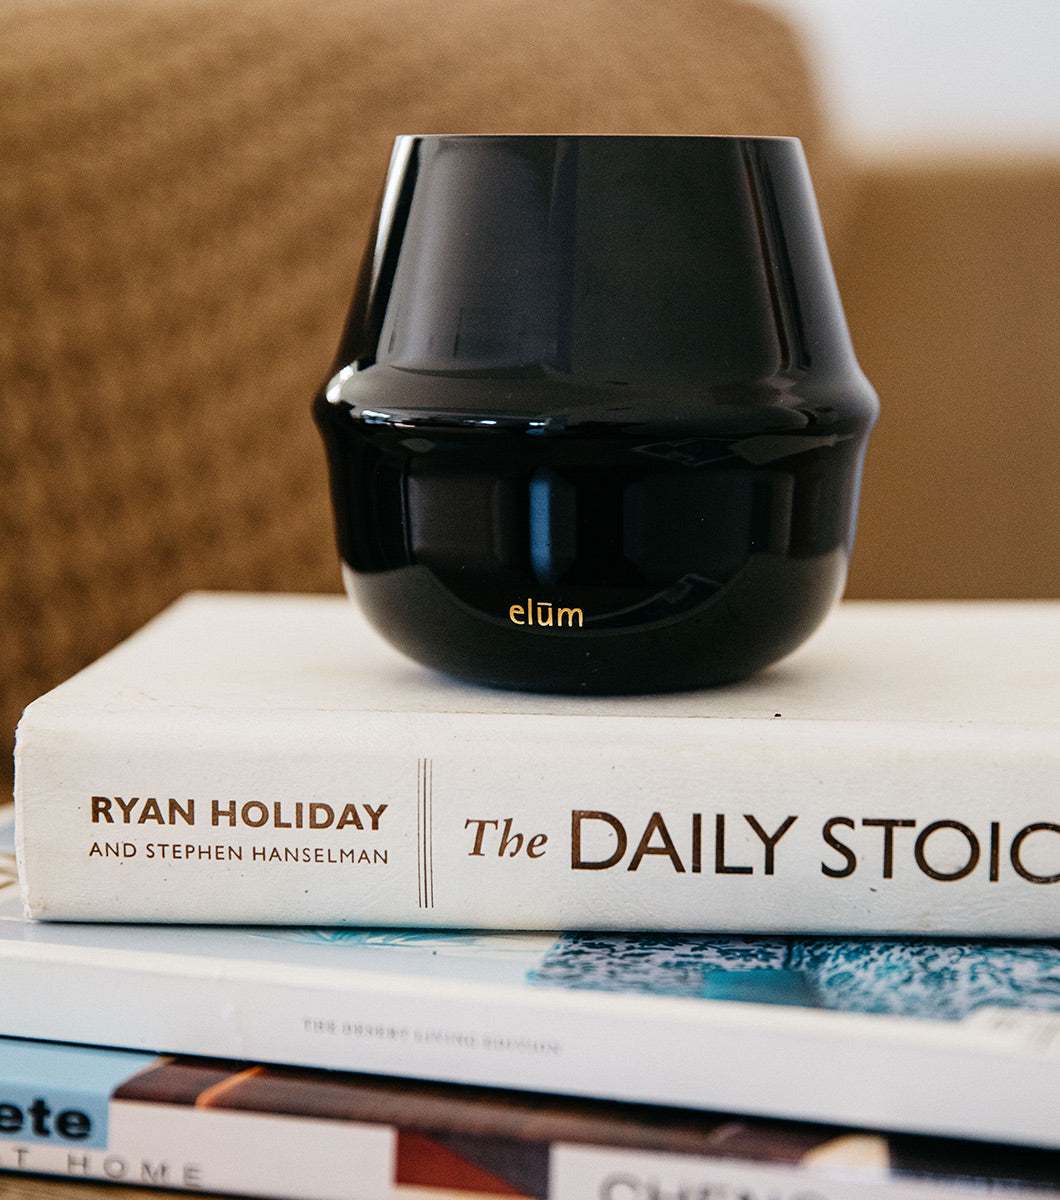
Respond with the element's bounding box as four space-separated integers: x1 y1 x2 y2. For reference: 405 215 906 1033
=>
4 591 1060 1199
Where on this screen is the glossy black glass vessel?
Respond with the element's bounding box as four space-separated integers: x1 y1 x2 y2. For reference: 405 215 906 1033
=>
314 135 878 693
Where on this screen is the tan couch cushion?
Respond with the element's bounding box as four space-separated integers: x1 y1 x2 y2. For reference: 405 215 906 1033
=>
839 160 1060 599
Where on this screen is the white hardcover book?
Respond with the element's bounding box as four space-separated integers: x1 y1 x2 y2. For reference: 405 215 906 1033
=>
12 592 1060 933
2 819 1060 1150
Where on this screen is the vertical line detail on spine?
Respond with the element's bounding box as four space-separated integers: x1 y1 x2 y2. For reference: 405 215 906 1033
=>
418 757 434 908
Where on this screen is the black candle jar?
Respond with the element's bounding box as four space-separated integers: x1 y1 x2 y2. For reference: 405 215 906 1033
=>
314 135 878 693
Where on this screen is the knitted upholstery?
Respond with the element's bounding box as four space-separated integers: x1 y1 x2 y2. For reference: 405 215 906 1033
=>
1 0 833 783
838 161 1060 600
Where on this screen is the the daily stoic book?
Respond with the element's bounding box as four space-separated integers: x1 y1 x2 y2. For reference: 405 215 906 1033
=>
12 591 1060 932
3 1037 1059 1200
1 830 1059 1151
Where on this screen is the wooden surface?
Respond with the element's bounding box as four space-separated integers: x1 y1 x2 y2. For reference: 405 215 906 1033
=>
0 1181 228 1200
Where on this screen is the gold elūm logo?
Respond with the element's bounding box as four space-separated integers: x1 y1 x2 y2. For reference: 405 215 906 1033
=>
508 599 583 629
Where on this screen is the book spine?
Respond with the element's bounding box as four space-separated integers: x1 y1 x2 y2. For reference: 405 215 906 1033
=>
8 1132 1058 1200
1 1101 394 1200
15 710 1060 932
4 1043 1058 1200
0 1043 392 1200
548 1143 1060 1200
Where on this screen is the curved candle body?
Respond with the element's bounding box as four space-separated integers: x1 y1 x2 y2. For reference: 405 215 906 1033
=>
315 135 878 692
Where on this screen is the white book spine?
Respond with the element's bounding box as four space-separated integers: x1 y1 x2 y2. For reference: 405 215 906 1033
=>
6 1104 1055 1200
14 706 1060 933
549 1144 1060 1200
1 1104 394 1200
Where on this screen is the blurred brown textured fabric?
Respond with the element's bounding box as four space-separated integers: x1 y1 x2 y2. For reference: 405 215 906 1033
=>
838 161 1060 600
1 0 833 785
